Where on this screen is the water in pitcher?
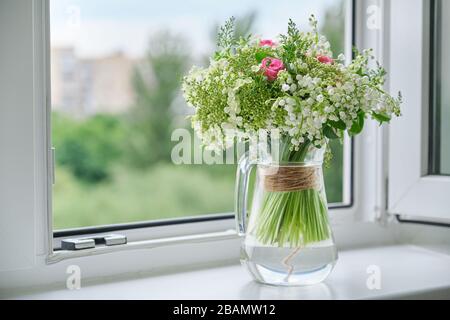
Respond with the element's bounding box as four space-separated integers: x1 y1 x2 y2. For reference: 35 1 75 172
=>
241 236 338 286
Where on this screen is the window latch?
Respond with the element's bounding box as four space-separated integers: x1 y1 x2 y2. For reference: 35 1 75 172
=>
61 234 127 250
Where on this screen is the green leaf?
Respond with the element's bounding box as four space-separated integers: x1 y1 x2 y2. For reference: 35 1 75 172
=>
255 51 269 63
323 125 339 139
372 112 391 123
328 119 346 130
349 110 365 135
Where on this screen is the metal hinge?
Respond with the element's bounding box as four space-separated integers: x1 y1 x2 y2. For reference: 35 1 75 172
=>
61 234 127 250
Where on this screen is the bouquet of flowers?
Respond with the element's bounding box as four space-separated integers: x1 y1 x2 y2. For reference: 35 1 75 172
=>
182 16 401 247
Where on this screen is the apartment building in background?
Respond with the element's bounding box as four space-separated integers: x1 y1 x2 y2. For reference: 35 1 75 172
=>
51 47 136 116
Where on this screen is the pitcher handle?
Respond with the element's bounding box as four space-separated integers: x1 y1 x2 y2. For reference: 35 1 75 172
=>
235 152 256 236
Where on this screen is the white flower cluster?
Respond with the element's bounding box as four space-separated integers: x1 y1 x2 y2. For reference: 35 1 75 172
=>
182 16 401 153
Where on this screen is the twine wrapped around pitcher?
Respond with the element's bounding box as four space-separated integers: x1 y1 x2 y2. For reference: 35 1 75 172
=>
259 165 322 192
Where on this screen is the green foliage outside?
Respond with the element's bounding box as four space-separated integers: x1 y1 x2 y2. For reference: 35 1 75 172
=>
53 164 236 228
52 112 125 183
320 0 345 57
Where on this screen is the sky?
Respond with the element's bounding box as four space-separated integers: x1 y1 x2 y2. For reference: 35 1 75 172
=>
50 0 342 58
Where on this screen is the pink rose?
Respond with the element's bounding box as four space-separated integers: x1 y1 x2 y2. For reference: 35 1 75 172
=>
260 57 285 81
317 55 333 64
259 39 276 47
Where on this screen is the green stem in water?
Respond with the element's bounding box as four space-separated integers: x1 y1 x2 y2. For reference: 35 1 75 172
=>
254 140 331 247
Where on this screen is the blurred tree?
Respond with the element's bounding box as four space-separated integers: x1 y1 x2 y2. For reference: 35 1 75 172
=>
320 0 345 56
52 112 124 183
127 14 257 168
125 31 190 167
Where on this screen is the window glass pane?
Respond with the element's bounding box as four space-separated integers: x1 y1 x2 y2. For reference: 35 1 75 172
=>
431 0 450 175
50 0 347 229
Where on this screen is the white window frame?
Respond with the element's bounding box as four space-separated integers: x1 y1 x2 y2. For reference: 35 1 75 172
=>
388 0 450 222
0 0 389 289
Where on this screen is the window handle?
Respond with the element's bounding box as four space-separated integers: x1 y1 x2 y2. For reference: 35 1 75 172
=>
96 234 128 246
61 234 127 250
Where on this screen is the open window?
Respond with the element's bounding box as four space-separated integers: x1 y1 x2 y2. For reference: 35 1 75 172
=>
388 0 450 223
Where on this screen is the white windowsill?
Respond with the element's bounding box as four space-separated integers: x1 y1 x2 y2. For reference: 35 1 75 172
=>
4 244 450 300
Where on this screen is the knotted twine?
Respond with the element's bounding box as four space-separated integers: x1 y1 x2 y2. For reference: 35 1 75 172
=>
259 165 322 192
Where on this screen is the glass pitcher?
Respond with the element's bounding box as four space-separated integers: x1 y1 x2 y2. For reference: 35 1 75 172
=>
235 145 337 286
